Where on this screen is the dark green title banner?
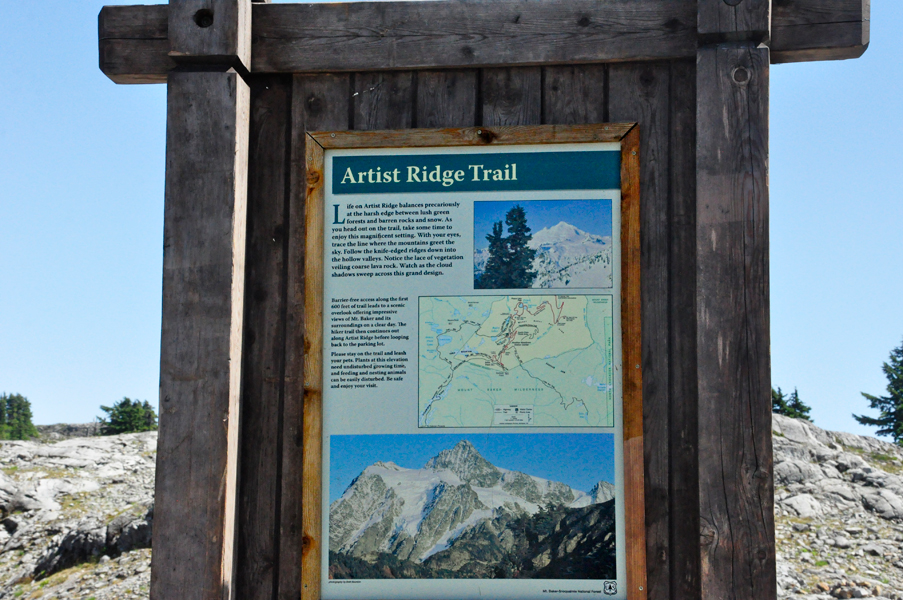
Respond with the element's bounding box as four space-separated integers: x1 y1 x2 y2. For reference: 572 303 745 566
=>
332 150 620 194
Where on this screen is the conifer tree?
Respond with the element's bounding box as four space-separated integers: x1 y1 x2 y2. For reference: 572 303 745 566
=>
772 387 812 421
476 221 508 289
475 205 536 289
504 205 537 288
0 393 38 440
786 389 812 421
854 339 903 444
99 397 158 435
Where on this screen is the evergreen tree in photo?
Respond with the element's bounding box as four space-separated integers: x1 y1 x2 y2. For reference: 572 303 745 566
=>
772 387 812 421
99 397 158 435
854 339 903 444
475 221 508 289
504 205 537 289
0 393 38 440
475 205 536 289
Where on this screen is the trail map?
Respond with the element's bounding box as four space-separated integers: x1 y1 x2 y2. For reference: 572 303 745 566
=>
419 295 615 428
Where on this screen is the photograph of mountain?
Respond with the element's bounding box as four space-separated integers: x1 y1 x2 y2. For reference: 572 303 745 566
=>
473 200 614 289
328 434 617 580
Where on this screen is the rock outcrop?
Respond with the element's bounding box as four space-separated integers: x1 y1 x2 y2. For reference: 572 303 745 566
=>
0 431 155 599
773 414 903 599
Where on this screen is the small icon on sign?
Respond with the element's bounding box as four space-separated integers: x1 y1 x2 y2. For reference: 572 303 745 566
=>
603 581 617 595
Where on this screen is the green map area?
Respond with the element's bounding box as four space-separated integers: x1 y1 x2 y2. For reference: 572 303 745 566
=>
419 295 615 428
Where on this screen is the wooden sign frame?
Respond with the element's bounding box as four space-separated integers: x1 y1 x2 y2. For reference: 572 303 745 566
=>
302 123 644 600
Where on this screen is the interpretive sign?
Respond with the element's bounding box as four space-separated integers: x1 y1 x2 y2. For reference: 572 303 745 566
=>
303 125 644 600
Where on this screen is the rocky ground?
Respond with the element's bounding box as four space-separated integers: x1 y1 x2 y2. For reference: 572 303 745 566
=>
0 416 901 598
0 429 154 599
774 414 903 599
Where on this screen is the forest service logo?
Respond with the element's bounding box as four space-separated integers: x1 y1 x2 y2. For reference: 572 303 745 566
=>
603 581 617 595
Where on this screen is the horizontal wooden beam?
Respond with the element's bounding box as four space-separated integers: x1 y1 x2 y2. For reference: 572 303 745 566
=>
771 0 869 64
99 0 869 84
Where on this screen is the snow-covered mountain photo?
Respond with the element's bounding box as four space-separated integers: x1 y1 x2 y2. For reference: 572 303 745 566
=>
328 436 616 580
473 200 614 289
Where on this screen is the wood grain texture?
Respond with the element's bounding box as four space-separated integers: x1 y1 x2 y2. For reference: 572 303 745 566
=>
481 68 541 126
168 0 251 68
98 4 171 84
311 124 634 149
285 74 351 600
697 0 771 43
301 137 326 600
352 72 414 130
619 125 646 600
252 0 696 72
772 20 869 63
542 65 607 125
415 70 478 128
151 68 249 600
608 62 670 600
235 75 291 600
696 44 774 600
98 0 869 84
667 59 701 600
771 0 869 62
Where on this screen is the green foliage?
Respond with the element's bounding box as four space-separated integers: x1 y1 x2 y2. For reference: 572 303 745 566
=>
0 393 39 440
475 205 537 289
854 339 903 444
98 398 158 435
772 387 812 421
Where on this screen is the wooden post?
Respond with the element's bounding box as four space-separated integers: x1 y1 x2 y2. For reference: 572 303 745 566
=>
151 1 251 599
696 1 775 598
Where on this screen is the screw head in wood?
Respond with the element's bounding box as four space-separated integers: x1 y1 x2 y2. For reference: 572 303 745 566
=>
330 133 336 138
477 130 482 135
194 9 214 28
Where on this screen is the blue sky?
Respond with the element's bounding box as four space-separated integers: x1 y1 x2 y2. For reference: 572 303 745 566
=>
473 199 612 251
0 2 901 438
329 433 615 503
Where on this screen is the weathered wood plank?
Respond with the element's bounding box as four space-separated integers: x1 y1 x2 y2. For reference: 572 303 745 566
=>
481 68 541 127
772 21 869 63
667 58 700 600
698 0 771 43
619 125 647 600
98 5 171 84
301 137 325 600
608 62 670 600
253 0 695 73
771 0 869 62
352 72 414 130
696 43 774 600
235 75 291 600
314 123 634 149
150 68 250 600
541 65 606 124
168 0 251 68
98 0 868 84
773 0 868 26
284 74 351 600
415 70 478 128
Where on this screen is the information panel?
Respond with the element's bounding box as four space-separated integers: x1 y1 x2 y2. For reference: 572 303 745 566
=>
304 126 643 600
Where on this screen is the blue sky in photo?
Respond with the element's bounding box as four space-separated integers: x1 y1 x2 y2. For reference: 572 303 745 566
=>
329 433 615 503
473 199 613 251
